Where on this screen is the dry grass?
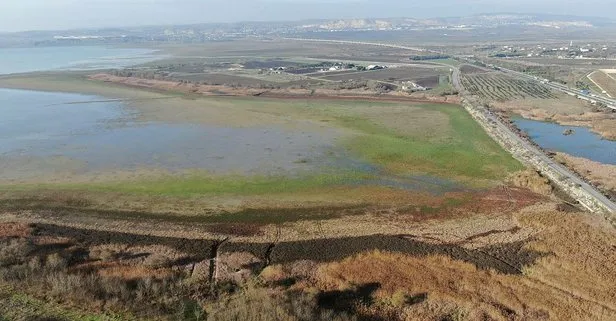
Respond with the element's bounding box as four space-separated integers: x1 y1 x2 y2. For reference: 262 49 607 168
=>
553 152 616 194
492 94 589 117
97 265 174 281
304 206 616 321
314 249 613 320
588 70 616 97
0 222 31 238
1 198 615 321
516 205 616 312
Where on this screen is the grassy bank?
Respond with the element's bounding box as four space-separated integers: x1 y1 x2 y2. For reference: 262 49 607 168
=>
333 103 522 183
6 171 369 197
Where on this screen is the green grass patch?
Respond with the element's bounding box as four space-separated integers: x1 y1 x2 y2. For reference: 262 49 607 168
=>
4 171 370 197
0 287 130 321
336 104 522 182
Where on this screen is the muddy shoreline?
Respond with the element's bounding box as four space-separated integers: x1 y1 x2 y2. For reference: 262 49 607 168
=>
0 72 460 105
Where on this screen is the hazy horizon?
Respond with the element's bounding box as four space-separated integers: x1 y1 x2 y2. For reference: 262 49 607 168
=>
1 0 614 32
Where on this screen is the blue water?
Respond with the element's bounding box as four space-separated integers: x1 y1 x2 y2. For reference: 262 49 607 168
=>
514 118 616 165
0 46 160 75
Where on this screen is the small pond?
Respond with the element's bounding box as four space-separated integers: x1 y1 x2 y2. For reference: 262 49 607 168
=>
514 118 616 165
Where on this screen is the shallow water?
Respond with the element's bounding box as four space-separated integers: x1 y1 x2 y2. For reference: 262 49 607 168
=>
0 88 464 194
514 118 616 165
0 46 159 75
0 88 340 179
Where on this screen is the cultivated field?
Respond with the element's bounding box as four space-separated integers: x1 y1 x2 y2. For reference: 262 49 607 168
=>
317 66 445 84
461 73 557 100
459 64 490 74
588 69 616 97
153 39 419 64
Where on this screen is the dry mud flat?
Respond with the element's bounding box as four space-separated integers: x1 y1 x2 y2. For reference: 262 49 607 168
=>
0 185 542 241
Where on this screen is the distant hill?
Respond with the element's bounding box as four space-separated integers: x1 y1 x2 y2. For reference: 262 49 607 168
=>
299 14 615 31
0 13 614 48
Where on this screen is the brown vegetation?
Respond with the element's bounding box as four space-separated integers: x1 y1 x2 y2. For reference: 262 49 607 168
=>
1 193 615 321
87 73 458 103
459 64 490 74
492 96 616 141
554 152 616 195
507 170 553 196
265 206 616 321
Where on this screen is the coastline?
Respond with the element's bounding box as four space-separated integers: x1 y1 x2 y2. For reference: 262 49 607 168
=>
0 72 169 100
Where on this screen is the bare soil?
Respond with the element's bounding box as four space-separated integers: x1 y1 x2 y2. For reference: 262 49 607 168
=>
459 64 491 74
317 66 444 83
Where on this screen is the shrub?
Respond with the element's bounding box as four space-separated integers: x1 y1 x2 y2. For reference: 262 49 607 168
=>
45 253 68 271
389 290 409 308
89 248 118 261
143 254 172 268
204 285 355 321
177 300 206 321
0 239 34 267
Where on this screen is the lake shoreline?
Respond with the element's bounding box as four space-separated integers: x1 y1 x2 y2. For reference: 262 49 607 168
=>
513 117 616 166
492 98 616 141
554 152 616 199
